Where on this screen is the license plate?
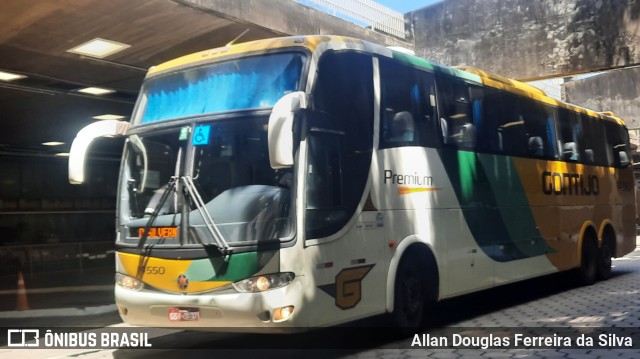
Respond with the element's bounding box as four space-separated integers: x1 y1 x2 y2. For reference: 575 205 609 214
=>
168 307 200 321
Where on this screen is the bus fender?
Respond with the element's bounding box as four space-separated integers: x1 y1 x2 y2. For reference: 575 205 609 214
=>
598 219 615 248
385 235 438 314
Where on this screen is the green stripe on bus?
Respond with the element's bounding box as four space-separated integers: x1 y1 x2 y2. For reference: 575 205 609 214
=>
476 154 556 258
439 149 554 261
391 51 434 71
184 250 277 282
390 51 482 85
436 66 483 84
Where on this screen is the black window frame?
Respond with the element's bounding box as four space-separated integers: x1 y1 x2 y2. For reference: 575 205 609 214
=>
436 74 479 151
378 58 440 149
604 120 632 168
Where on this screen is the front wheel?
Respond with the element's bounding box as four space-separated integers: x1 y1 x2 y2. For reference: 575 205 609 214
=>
392 252 436 329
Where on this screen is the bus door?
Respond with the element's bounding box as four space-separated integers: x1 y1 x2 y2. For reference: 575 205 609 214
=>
300 51 388 324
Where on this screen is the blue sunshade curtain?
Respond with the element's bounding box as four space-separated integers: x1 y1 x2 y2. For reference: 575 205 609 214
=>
140 53 304 124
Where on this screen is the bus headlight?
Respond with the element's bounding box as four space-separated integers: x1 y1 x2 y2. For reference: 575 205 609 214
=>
232 272 295 293
116 273 144 291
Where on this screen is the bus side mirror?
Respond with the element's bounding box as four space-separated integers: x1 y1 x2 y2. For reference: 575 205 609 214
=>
69 120 130 184
268 91 307 169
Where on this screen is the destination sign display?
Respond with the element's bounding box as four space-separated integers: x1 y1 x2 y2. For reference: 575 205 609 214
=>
135 227 178 238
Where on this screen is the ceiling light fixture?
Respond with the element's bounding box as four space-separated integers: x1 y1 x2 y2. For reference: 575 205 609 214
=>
55 152 70 157
92 114 126 120
0 70 27 81
77 87 116 96
67 38 131 59
42 141 65 146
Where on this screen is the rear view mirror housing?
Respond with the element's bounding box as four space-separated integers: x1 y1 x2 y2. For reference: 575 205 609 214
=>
267 91 307 169
69 120 130 184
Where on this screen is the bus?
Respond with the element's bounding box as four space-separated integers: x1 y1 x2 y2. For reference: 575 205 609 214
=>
68 35 636 330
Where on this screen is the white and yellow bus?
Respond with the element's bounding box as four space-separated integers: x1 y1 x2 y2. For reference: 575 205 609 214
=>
69 35 636 330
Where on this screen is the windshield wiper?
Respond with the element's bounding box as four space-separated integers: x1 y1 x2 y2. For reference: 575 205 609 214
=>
136 176 178 278
181 175 232 255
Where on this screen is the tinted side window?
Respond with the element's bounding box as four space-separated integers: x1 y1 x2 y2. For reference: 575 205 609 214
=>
438 76 477 150
581 115 608 166
604 121 632 168
520 101 557 160
379 59 438 148
478 88 557 159
479 88 525 155
557 109 581 162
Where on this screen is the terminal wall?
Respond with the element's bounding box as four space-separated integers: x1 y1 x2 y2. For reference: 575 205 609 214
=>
564 67 640 131
410 0 640 80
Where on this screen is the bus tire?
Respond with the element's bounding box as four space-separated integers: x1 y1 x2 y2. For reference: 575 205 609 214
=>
597 234 614 280
392 248 436 329
576 234 597 286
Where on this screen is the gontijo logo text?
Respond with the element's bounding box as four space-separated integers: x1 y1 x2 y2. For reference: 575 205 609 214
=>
541 171 599 196
7 329 152 348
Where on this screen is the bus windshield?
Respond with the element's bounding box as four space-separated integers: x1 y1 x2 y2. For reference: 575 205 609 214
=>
120 117 294 247
135 52 305 124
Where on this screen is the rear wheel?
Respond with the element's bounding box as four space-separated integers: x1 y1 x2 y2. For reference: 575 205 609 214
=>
576 235 597 286
597 237 613 280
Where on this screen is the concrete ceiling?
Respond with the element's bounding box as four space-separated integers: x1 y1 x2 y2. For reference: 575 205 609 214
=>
0 0 283 156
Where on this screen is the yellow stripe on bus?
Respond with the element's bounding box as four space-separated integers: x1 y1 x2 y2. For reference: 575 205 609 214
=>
397 186 441 195
148 35 360 77
117 252 231 293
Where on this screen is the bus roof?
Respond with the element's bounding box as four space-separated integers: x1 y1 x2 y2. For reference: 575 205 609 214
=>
146 35 626 127
454 66 547 97
147 35 366 76
448 65 625 126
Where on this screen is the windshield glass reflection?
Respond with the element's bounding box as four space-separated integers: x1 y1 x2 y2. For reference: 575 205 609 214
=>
136 53 304 124
120 117 294 246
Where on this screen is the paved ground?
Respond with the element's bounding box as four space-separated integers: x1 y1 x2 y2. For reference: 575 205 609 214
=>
353 247 640 359
1 246 639 358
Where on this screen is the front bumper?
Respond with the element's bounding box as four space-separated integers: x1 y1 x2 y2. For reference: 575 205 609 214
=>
115 277 305 332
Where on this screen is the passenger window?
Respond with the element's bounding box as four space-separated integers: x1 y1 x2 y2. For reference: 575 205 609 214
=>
581 115 608 166
557 109 581 162
604 121 632 168
521 101 557 159
379 59 438 148
474 89 557 159
438 78 477 150
478 89 525 155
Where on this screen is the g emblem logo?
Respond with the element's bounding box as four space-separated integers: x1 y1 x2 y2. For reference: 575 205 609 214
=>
335 265 374 309
317 264 375 310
